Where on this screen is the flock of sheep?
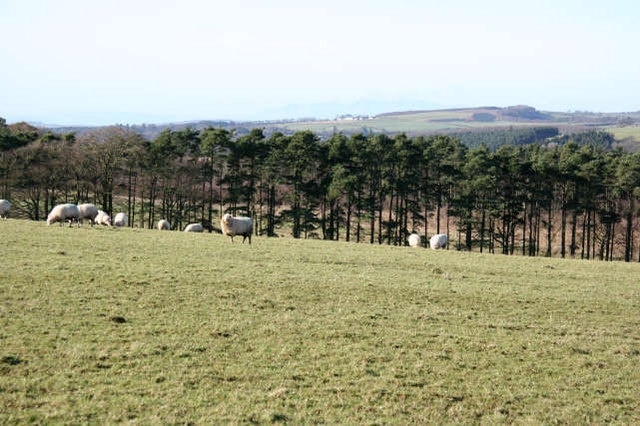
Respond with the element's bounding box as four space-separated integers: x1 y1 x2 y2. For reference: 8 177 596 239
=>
0 199 254 244
2 199 446 248
45 203 126 227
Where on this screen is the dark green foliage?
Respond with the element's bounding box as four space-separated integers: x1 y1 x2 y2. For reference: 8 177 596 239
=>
556 129 615 149
451 126 560 150
501 105 552 120
0 120 39 151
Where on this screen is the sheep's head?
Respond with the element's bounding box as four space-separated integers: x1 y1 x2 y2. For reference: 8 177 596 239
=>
222 214 233 225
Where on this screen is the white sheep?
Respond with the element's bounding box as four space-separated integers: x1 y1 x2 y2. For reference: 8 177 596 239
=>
157 219 170 230
0 199 11 220
184 223 203 232
429 234 448 250
47 203 79 227
113 212 128 227
77 203 99 226
95 210 112 226
408 233 421 248
220 213 253 244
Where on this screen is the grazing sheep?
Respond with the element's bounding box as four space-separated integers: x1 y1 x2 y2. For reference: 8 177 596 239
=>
77 203 99 226
95 210 111 226
46 203 79 227
429 234 448 250
0 199 11 220
408 233 421 248
220 213 253 244
113 212 128 227
157 219 170 230
183 223 203 232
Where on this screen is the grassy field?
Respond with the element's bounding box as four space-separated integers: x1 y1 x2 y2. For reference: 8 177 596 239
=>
280 112 536 135
2 219 640 423
609 125 640 147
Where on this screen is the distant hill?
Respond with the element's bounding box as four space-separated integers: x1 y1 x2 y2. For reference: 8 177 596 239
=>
275 105 640 139
24 105 640 147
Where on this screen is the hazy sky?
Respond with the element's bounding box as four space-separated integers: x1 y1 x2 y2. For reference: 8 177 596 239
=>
2 0 639 125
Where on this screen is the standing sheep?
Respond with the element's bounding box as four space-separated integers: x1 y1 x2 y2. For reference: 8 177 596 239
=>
113 212 128 227
429 234 448 250
0 199 11 220
46 203 80 227
77 203 99 226
220 213 253 244
95 210 112 226
157 219 170 230
408 233 421 248
184 223 203 232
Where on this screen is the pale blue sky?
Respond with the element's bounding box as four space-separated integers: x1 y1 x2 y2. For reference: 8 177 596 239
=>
1 0 639 125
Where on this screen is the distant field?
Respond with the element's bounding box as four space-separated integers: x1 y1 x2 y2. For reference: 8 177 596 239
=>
277 108 640 141
2 220 640 423
280 108 540 134
282 117 538 135
609 125 640 142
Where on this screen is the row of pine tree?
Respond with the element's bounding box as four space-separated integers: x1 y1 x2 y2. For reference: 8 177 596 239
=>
2 119 639 261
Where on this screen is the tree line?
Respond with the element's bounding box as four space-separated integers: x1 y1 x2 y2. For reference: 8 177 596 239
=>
2 117 640 262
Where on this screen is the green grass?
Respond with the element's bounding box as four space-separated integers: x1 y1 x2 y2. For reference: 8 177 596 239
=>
2 220 640 423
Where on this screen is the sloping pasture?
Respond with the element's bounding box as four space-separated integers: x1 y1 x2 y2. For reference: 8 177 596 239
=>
1 220 639 423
